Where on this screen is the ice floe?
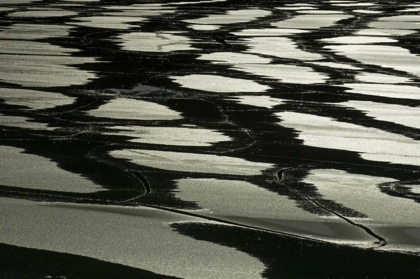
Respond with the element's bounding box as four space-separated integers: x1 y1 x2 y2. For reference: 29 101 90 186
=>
325 45 420 78
109 149 274 175
342 83 420 100
277 112 420 166
170 74 270 93
118 32 196 52
0 55 97 87
344 100 420 130
271 14 353 29
0 198 265 279
245 37 324 61
105 126 231 146
0 88 75 110
229 95 284 109
0 146 102 193
88 98 182 121
0 24 73 40
233 64 328 84
72 16 146 30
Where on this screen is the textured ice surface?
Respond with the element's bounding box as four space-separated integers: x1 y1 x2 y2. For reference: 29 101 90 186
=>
230 95 284 109
109 149 274 175
88 98 182 121
344 101 420 130
118 32 196 52
170 74 270 93
0 198 265 279
271 14 353 29
278 112 420 166
342 83 420 100
234 64 328 84
0 88 75 110
325 45 420 77
0 146 102 193
105 126 231 146
0 55 97 87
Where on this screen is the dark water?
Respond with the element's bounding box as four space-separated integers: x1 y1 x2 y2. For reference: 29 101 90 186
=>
0 0 420 278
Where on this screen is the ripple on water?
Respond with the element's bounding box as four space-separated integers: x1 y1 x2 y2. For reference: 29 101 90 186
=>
277 111 420 166
109 149 273 176
0 146 102 193
170 74 270 93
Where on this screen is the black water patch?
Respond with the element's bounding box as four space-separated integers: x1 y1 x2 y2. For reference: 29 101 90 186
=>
172 222 420 279
0 243 179 279
379 180 420 204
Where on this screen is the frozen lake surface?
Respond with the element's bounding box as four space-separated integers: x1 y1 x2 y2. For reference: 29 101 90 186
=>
1 0 420 278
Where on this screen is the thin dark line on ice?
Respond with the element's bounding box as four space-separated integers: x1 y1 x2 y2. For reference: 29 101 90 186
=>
86 143 150 200
127 202 340 245
304 196 387 247
277 169 387 248
212 35 231 49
